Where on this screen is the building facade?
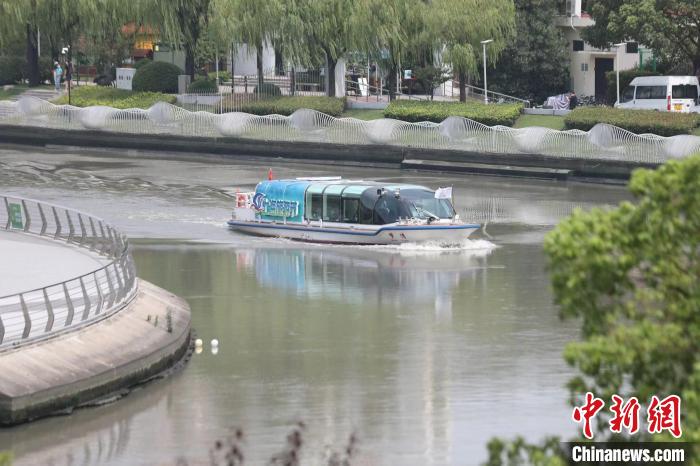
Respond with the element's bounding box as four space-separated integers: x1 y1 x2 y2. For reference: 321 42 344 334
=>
556 0 639 103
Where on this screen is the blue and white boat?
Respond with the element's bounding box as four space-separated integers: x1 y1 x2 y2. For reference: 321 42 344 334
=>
228 177 480 245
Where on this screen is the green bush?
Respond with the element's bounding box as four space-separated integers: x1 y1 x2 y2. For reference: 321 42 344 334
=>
53 86 176 109
604 69 659 105
132 61 182 93
384 100 523 126
221 96 345 116
188 78 218 93
0 56 24 85
253 82 281 96
564 106 700 137
134 59 151 70
208 70 231 82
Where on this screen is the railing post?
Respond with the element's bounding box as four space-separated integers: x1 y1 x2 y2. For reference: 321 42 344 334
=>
52 206 62 239
65 210 75 243
113 262 125 302
89 217 98 251
20 294 31 338
3 197 10 230
98 221 108 255
63 283 75 326
104 267 116 308
77 213 87 245
43 288 55 332
38 203 47 236
21 200 31 232
94 273 104 315
79 276 91 321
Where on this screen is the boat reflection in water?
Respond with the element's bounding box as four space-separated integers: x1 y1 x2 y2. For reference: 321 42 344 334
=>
235 240 494 317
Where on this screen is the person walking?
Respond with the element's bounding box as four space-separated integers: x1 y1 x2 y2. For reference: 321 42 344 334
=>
569 90 578 110
53 62 63 92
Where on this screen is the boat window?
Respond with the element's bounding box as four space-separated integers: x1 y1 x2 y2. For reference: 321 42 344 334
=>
323 195 342 222
373 196 404 225
359 202 373 224
342 198 359 223
399 189 455 219
306 193 323 220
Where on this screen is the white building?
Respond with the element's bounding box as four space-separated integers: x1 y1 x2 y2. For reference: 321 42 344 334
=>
556 0 639 103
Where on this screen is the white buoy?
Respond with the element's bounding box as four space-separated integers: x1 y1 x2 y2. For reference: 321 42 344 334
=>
211 339 219 348
195 338 203 347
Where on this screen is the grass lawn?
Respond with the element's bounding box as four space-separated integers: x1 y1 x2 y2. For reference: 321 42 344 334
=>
340 108 385 120
513 114 566 130
0 84 29 100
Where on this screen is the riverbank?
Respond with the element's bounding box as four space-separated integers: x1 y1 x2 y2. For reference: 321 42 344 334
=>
0 124 658 183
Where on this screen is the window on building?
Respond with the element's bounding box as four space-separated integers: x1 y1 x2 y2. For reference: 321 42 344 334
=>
626 42 638 54
636 86 666 99
558 0 573 15
580 63 589 72
573 40 584 52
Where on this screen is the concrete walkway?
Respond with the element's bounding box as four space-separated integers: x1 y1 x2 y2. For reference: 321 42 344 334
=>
0 231 108 296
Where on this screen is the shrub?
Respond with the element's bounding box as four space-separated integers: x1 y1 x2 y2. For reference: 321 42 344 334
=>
253 82 281 96
384 100 523 126
604 69 659 105
208 70 231 82
564 106 700 137
188 78 218 93
134 59 151 70
132 61 182 93
0 56 24 85
220 96 345 116
53 86 176 109
93 74 113 86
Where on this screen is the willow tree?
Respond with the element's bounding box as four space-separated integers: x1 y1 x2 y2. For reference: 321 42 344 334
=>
0 0 137 86
280 0 360 97
429 0 515 102
213 0 282 90
354 0 422 100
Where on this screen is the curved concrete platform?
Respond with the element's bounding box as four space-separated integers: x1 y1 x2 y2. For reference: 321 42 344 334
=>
0 279 191 425
0 231 110 296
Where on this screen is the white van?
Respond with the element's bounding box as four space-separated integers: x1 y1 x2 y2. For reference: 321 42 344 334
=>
615 76 700 113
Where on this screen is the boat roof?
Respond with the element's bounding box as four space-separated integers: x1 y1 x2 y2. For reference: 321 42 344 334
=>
261 178 432 192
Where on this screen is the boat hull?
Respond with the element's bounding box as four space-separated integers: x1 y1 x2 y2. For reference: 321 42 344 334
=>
227 220 480 245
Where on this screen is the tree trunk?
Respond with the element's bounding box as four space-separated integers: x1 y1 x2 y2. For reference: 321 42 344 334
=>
326 53 337 97
185 47 195 80
458 71 467 102
274 47 284 76
694 55 700 78
25 23 40 87
256 41 264 91
388 63 397 101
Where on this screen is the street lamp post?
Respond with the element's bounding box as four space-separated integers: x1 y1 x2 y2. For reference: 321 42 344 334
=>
480 39 493 104
614 42 626 106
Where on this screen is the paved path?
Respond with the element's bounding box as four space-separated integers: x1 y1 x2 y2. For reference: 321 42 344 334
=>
0 230 108 297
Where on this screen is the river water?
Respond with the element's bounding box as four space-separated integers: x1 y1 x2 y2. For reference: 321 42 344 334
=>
0 145 630 465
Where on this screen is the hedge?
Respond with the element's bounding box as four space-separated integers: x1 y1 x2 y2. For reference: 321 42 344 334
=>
254 82 282 96
133 61 182 93
383 100 523 126
604 69 659 105
564 107 700 137
220 96 346 116
188 78 218 93
53 86 176 109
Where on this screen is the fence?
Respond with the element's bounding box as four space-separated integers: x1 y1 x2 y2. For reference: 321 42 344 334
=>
1 97 700 164
0 195 138 350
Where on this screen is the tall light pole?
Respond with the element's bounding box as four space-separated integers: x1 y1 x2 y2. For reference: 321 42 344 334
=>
480 39 493 104
614 42 626 106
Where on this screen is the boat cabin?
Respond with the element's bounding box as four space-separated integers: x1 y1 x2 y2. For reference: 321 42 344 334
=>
252 179 455 225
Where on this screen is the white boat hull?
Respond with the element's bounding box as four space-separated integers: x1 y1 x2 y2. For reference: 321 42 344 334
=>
227 219 480 245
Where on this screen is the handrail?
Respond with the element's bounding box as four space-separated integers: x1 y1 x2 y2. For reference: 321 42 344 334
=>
0 195 138 350
446 80 531 107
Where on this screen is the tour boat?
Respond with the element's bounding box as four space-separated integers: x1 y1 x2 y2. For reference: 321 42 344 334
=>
227 177 480 245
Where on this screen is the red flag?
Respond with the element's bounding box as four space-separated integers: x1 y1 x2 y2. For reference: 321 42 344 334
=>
268 168 273 180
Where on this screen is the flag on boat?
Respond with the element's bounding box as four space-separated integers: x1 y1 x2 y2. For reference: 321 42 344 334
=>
434 187 452 199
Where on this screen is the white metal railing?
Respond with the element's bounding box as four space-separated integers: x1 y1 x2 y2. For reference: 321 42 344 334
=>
0 195 138 350
1 97 699 164
437 80 531 107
